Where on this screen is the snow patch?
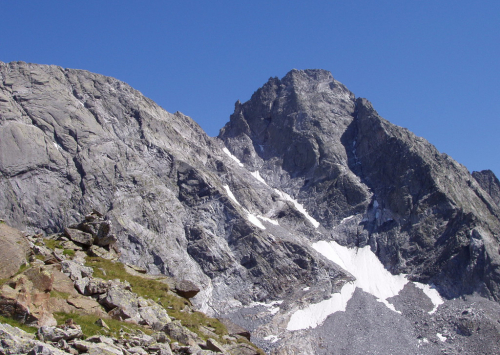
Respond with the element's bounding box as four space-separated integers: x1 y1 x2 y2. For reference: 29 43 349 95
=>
263 335 279 343
341 215 355 223
223 147 244 167
257 215 279 226
413 282 444 314
436 333 447 342
288 241 409 331
287 283 356 330
250 170 268 185
303 287 310 291
53 142 62 151
247 213 266 230
313 241 407 307
249 300 283 308
223 185 241 206
274 189 320 228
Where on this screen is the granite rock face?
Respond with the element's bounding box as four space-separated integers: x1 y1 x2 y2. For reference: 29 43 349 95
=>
473 169 500 207
0 62 347 317
2 62 500 354
219 69 500 300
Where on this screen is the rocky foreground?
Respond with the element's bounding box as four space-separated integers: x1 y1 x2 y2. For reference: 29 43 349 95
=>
0 214 262 355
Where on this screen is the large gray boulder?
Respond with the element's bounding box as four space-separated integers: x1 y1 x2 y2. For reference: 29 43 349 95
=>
0 223 30 279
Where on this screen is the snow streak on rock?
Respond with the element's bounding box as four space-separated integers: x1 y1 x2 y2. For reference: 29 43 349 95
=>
250 170 268 185
273 189 320 228
223 147 244 167
223 185 267 229
247 213 266 230
223 185 241 206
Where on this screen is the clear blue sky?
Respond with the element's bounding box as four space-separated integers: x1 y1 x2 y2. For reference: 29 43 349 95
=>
2 1 499 177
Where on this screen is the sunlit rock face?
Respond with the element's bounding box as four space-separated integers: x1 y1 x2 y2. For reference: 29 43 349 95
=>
2 62 500 354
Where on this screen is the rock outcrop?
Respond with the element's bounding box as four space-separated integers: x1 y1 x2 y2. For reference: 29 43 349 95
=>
473 169 500 207
0 221 262 355
0 223 30 279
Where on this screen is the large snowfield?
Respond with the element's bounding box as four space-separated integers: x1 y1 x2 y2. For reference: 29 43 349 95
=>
287 240 443 330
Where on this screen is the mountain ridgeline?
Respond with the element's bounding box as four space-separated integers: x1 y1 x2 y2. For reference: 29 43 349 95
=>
1 62 500 354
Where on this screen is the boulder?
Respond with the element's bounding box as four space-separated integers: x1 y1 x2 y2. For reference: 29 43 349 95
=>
66 296 107 316
0 269 57 327
27 342 70 355
0 223 30 279
163 320 201 346
174 280 200 299
218 318 251 340
37 325 83 342
72 340 123 355
60 260 93 282
88 245 118 260
224 343 259 355
0 323 37 354
63 228 94 246
206 338 225 353
95 221 117 247
101 286 141 322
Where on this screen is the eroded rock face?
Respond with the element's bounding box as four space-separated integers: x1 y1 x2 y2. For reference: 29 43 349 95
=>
0 62 348 318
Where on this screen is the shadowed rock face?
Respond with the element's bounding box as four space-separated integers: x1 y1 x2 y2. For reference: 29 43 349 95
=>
473 169 500 207
219 69 500 301
2 62 500 354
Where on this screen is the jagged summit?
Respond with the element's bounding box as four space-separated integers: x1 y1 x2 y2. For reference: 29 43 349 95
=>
1 62 500 354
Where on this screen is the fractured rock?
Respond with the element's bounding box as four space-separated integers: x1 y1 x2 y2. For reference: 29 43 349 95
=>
37 325 83 342
64 228 94 246
174 280 200 299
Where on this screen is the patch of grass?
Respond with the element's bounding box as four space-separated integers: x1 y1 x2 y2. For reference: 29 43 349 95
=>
50 290 71 300
63 249 75 256
0 315 37 334
85 257 186 311
170 309 227 341
43 239 62 250
84 257 229 342
54 312 153 339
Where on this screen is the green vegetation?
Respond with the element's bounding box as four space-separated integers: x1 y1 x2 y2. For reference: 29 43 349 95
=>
63 249 75 256
50 290 71 300
86 257 186 311
0 315 37 334
54 312 152 339
43 238 62 250
84 257 229 342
